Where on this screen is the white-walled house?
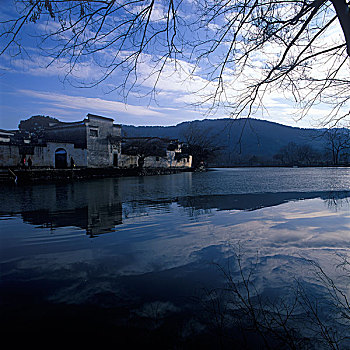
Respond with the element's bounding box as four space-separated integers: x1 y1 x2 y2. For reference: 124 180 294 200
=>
0 115 192 170
0 114 121 169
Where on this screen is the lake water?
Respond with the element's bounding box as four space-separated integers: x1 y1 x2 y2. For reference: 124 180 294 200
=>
1 168 350 348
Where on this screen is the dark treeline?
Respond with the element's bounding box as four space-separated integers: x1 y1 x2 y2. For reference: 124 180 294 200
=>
185 121 350 168
123 119 350 168
183 123 350 168
213 139 350 167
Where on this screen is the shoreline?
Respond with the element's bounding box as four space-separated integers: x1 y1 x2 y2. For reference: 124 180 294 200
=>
1 165 349 184
0 167 193 184
210 164 350 168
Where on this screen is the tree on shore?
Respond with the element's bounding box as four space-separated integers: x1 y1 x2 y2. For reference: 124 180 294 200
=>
121 137 167 168
323 127 350 165
273 141 322 166
181 124 224 168
18 115 59 133
1 0 349 125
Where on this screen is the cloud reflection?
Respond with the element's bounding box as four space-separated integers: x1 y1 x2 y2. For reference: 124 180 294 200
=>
1 174 350 341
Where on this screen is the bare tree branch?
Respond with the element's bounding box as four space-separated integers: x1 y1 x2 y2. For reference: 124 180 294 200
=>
1 0 349 125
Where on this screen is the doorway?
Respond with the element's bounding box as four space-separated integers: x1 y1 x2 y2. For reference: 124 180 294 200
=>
113 153 118 167
55 148 67 168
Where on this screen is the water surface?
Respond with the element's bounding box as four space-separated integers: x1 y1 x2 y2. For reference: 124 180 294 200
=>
1 168 350 347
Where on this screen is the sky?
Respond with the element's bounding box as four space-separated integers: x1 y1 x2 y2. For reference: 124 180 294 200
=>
0 0 348 131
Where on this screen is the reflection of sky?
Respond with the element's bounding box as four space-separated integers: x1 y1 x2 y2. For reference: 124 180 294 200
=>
1 195 349 308
1 168 350 314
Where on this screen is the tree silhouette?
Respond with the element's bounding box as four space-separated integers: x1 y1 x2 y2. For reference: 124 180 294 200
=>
182 123 223 168
324 127 350 164
121 137 167 168
1 0 349 125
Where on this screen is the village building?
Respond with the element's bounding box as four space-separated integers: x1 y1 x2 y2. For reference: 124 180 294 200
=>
0 114 121 169
0 129 15 143
120 137 192 169
0 114 192 171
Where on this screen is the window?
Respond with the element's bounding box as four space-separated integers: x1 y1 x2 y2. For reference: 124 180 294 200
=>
90 129 98 137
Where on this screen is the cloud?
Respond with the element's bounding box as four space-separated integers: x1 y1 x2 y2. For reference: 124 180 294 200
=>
3 52 105 82
126 2 170 23
2 9 347 130
17 89 166 119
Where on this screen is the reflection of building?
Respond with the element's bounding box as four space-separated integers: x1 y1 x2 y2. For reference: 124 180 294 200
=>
0 114 192 170
17 179 123 236
0 114 121 169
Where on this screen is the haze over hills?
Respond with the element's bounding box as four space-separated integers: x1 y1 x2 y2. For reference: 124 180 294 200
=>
122 118 329 165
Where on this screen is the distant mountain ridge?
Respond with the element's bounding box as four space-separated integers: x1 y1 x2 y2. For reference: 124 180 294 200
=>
122 118 329 165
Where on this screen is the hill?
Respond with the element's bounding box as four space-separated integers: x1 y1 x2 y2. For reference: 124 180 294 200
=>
122 118 329 166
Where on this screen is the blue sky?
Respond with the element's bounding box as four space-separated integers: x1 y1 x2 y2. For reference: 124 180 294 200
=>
0 0 347 130
0 45 207 129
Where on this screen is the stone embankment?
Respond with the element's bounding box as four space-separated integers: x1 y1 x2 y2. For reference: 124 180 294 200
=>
0 167 192 184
